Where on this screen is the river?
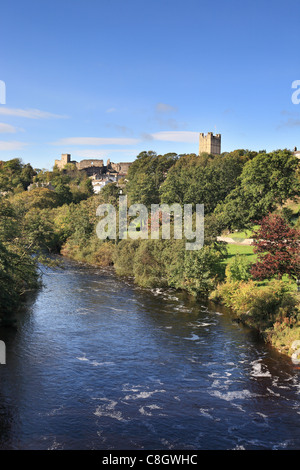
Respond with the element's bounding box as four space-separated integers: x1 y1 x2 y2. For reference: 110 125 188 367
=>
0 257 299 450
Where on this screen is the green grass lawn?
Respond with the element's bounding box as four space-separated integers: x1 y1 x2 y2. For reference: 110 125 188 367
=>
222 243 298 291
229 230 253 240
223 243 257 265
224 225 259 241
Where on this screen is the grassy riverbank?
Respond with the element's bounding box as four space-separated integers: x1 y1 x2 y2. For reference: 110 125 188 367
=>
216 231 300 358
209 278 300 358
60 234 300 361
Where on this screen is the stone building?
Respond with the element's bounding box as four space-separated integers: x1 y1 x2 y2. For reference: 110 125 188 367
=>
54 153 132 178
106 159 132 175
76 159 104 170
54 153 77 169
199 132 221 155
76 159 105 177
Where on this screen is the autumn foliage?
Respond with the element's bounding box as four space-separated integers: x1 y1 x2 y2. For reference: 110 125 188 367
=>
250 213 300 280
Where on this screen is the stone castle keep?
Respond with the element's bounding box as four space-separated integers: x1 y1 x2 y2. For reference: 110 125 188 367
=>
54 153 132 177
199 132 221 155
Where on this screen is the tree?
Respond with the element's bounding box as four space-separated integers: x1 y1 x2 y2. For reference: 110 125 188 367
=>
0 158 36 192
0 199 40 321
215 150 300 230
54 183 73 205
250 213 300 280
183 246 225 297
99 182 120 207
160 152 248 212
126 151 178 206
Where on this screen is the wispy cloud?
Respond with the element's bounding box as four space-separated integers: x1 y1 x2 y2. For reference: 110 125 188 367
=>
223 108 234 115
0 140 28 151
74 148 138 159
105 107 117 113
280 118 300 128
0 123 18 133
152 102 186 130
141 133 154 141
277 110 300 129
0 107 68 119
280 110 299 117
150 131 199 143
105 123 134 135
155 102 177 114
51 137 139 146
156 118 187 130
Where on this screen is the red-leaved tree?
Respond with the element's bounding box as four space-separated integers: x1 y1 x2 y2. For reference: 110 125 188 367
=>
250 213 300 280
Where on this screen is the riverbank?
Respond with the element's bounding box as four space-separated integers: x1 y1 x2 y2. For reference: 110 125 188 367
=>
209 279 300 360
60 240 300 363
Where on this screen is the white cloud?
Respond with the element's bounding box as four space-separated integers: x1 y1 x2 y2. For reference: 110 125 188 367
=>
52 137 139 146
0 123 18 133
74 149 109 159
74 148 137 159
0 107 68 119
150 131 199 143
0 141 28 151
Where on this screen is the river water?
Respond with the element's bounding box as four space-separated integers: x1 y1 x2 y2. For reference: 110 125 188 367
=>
0 257 299 450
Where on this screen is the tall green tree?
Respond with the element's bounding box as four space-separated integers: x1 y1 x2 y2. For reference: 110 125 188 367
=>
215 150 300 230
126 151 178 206
160 152 248 212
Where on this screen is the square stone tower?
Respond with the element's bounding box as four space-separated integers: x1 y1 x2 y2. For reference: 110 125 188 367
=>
54 153 71 169
199 132 221 155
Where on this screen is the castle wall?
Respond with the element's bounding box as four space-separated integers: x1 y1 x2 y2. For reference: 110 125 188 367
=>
76 159 104 170
54 153 77 169
109 162 132 173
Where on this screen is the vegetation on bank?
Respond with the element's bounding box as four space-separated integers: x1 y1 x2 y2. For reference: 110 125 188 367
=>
0 159 94 324
0 150 299 359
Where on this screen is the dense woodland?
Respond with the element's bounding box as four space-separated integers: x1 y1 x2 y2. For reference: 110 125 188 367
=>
0 149 299 356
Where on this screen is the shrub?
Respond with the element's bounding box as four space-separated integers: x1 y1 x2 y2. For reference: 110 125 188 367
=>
113 239 140 277
213 278 299 332
92 241 115 266
225 254 251 281
133 240 168 288
182 246 225 297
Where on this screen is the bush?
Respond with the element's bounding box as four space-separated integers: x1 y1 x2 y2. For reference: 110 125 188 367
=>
212 278 299 331
212 280 256 315
113 239 140 277
225 254 251 281
182 246 225 297
133 240 168 288
93 241 115 266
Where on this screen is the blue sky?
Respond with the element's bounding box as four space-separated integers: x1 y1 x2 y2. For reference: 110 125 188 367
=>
0 0 300 169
